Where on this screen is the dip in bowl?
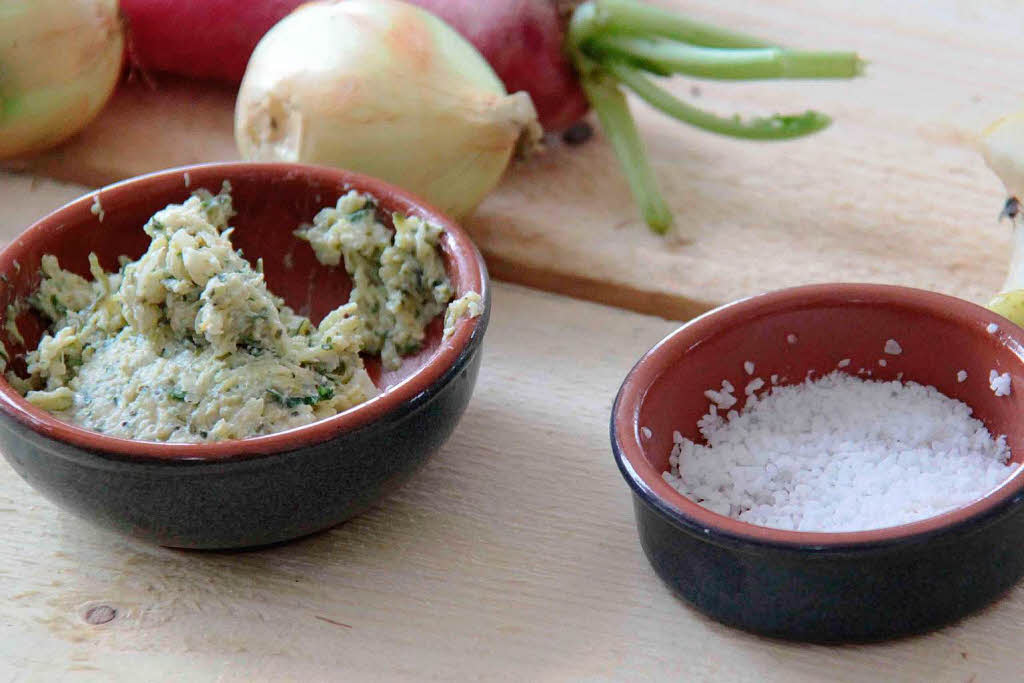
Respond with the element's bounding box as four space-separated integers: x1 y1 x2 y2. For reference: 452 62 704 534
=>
0 162 489 549
612 284 1024 641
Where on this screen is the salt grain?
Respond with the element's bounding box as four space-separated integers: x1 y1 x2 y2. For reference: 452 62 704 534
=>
878 359 887 367
957 370 968 383
745 378 765 395
744 361 755 375
770 374 779 385
990 370 1012 397
641 426 653 439
662 371 1013 532
837 359 851 368
884 339 902 355
987 323 999 334
703 389 737 410
787 334 798 344
90 194 105 222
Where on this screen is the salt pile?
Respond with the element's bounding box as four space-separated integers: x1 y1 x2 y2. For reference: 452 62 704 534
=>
663 371 1016 532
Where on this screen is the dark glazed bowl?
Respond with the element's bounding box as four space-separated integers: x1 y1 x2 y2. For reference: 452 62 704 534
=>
612 284 1024 642
0 162 489 549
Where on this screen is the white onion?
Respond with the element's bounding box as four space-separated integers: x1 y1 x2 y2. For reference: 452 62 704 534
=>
234 0 540 219
0 0 124 159
980 111 1024 200
981 110 1024 325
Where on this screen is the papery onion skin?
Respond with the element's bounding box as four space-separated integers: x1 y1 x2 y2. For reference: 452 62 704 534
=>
0 0 124 159
234 0 540 219
980 111 1024 201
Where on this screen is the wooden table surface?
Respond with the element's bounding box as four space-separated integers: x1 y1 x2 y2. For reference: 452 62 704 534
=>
2 173 1023 682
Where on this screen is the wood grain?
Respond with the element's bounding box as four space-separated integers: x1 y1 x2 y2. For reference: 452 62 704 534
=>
0 175 1021 680
5 0 1018 320
0 266 1021 681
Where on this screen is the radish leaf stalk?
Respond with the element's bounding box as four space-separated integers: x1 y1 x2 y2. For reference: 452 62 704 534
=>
580 65 673 234
607 63 832 140
567 0 864 233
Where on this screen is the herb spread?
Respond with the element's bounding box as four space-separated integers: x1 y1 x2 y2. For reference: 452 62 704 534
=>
7 187 481 442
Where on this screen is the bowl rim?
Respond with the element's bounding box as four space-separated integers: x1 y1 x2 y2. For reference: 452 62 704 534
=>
612 283 1024 550
0 162 489 462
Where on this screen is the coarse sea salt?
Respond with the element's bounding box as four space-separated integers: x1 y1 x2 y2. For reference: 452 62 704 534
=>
987 323 999 334
884 339 902 355
990 370 1012 397
744 361 755 375
837 358 851 368
745 378 765 395
662 371 1015 532
957 370 968 383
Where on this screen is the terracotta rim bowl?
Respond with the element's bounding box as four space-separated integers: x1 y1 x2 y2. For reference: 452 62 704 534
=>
0 162 487 460
611 283 1024 640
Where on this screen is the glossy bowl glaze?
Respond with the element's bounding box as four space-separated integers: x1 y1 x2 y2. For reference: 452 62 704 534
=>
0 162 489 549
612 284 1024 641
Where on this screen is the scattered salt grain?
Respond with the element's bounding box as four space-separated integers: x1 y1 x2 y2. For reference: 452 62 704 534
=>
884 339 902 355
987 323 999 334
90 194 105 222
878 359 887 367
662 371 1014 532
184 172 192 188
837 359 851 368
786 334 798 344
745 378 765 395
770 374 779 385
641 426 653 439
703 389 737 410
744 361 755 375
957 370 968 383
721 380 734 393
990 370 1012 397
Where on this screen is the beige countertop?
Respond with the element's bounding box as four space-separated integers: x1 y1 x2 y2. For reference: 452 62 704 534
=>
0 172 1021 681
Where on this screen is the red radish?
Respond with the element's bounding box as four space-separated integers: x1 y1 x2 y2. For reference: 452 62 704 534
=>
407 0 588 131
120 0 304 84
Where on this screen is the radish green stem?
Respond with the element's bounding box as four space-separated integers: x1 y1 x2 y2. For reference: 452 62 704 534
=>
580 70 673 233
590 36 864 80
566 0 864 233
575 0 777 49
606 62 831 140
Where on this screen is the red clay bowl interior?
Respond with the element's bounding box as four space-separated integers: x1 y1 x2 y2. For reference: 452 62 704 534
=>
614 284 1024 546
0 162 487 460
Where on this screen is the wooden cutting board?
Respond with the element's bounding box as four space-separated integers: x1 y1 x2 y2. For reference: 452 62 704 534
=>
5 0 1019 320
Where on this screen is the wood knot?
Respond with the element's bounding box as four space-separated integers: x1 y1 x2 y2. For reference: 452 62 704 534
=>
83 604 117 625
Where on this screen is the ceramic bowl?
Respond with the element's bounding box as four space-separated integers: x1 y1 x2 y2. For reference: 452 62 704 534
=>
612 284 1024 641
0 162 489 549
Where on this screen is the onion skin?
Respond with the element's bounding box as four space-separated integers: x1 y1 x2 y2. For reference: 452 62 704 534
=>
0 0 124 159
410 0 589 131
980 111 1024 201
981 110 1024 325
235 0 541 219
